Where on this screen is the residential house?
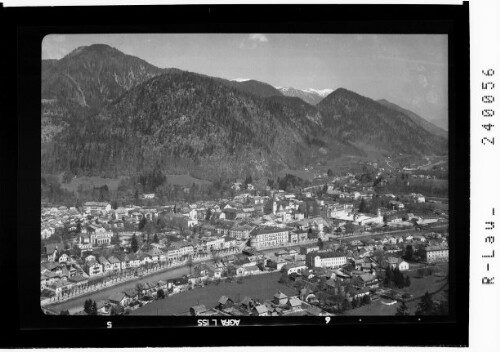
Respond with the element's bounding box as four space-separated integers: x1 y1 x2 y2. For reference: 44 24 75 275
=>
108 292 128 307
98 256 112 272
282 262 308 276
147 248 165 263
223 236 237 249
217 296 234 310
286 297 303 311
389 201 405 210
41 227 55 239
267 258 288 271
96 300 111 315
84 260 103 277
353 273 379 289
58 253 69 263
273 291 289 306
190 304 209 316
243 265 261 276
108 256 122 271
386 257 409 271
300 245 320 255
252 304 269 316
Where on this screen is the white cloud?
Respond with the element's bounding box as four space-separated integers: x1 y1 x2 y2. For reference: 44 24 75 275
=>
239 34 269 49
249 33 268 43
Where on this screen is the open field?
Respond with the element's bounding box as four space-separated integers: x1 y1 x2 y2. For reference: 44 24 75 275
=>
344 263 448 316
51 173 212 194
130 272 296 315
55 174 127 193
278 169 316 181
402 263 449 297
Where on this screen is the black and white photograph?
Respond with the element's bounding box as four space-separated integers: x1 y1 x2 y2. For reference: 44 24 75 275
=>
39 33 451 318
4 1 481 348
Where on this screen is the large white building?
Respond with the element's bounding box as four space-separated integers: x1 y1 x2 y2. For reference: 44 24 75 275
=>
425 245 449 263
323 203 354 218
306 251 347 269
249 226 291 250
87 225 113 247
83 202 112 213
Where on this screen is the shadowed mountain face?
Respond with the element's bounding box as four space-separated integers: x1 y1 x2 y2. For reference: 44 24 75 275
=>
317 89 448 156
42 44 165 109
41 44 447 180
377 99 448 139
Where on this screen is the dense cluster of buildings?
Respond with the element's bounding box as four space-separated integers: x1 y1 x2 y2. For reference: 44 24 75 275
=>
41 164 449 314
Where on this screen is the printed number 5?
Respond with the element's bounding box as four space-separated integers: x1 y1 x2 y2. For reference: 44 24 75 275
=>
107 321 112 329
482 137 495 145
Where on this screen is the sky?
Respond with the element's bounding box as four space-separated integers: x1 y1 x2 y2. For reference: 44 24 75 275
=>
43 33 448 130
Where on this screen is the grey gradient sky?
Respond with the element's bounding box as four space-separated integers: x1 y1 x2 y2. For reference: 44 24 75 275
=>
43 33 448 130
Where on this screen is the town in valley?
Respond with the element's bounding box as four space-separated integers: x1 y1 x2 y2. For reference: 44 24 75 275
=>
41 155 449 317
41 35 449 317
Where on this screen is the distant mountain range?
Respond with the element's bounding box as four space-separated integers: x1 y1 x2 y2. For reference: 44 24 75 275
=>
278 87 333 105
41 44 447 181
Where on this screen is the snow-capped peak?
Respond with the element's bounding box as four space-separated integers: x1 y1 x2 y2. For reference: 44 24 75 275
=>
277 86 334 97
232 78 251 82
303 88 334 97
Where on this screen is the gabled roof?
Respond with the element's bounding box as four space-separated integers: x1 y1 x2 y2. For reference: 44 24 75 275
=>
244 265 260 272
386 256 401 264
124 289 138 297
240 296 253 306
358 273 376 282
108 292 126 302
108 256 121 264
274 291 288 299
288 297 302 307
41 261 60 271
98 256 110 265
191 304 207 313
147 247 164 257
218 296 232 305
254 305 268 314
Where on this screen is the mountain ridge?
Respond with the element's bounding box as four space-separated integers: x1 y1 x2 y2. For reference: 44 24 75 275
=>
377 99 448 139
41 44 447 180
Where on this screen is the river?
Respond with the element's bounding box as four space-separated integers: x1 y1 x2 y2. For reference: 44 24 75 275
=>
47 265 192 314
